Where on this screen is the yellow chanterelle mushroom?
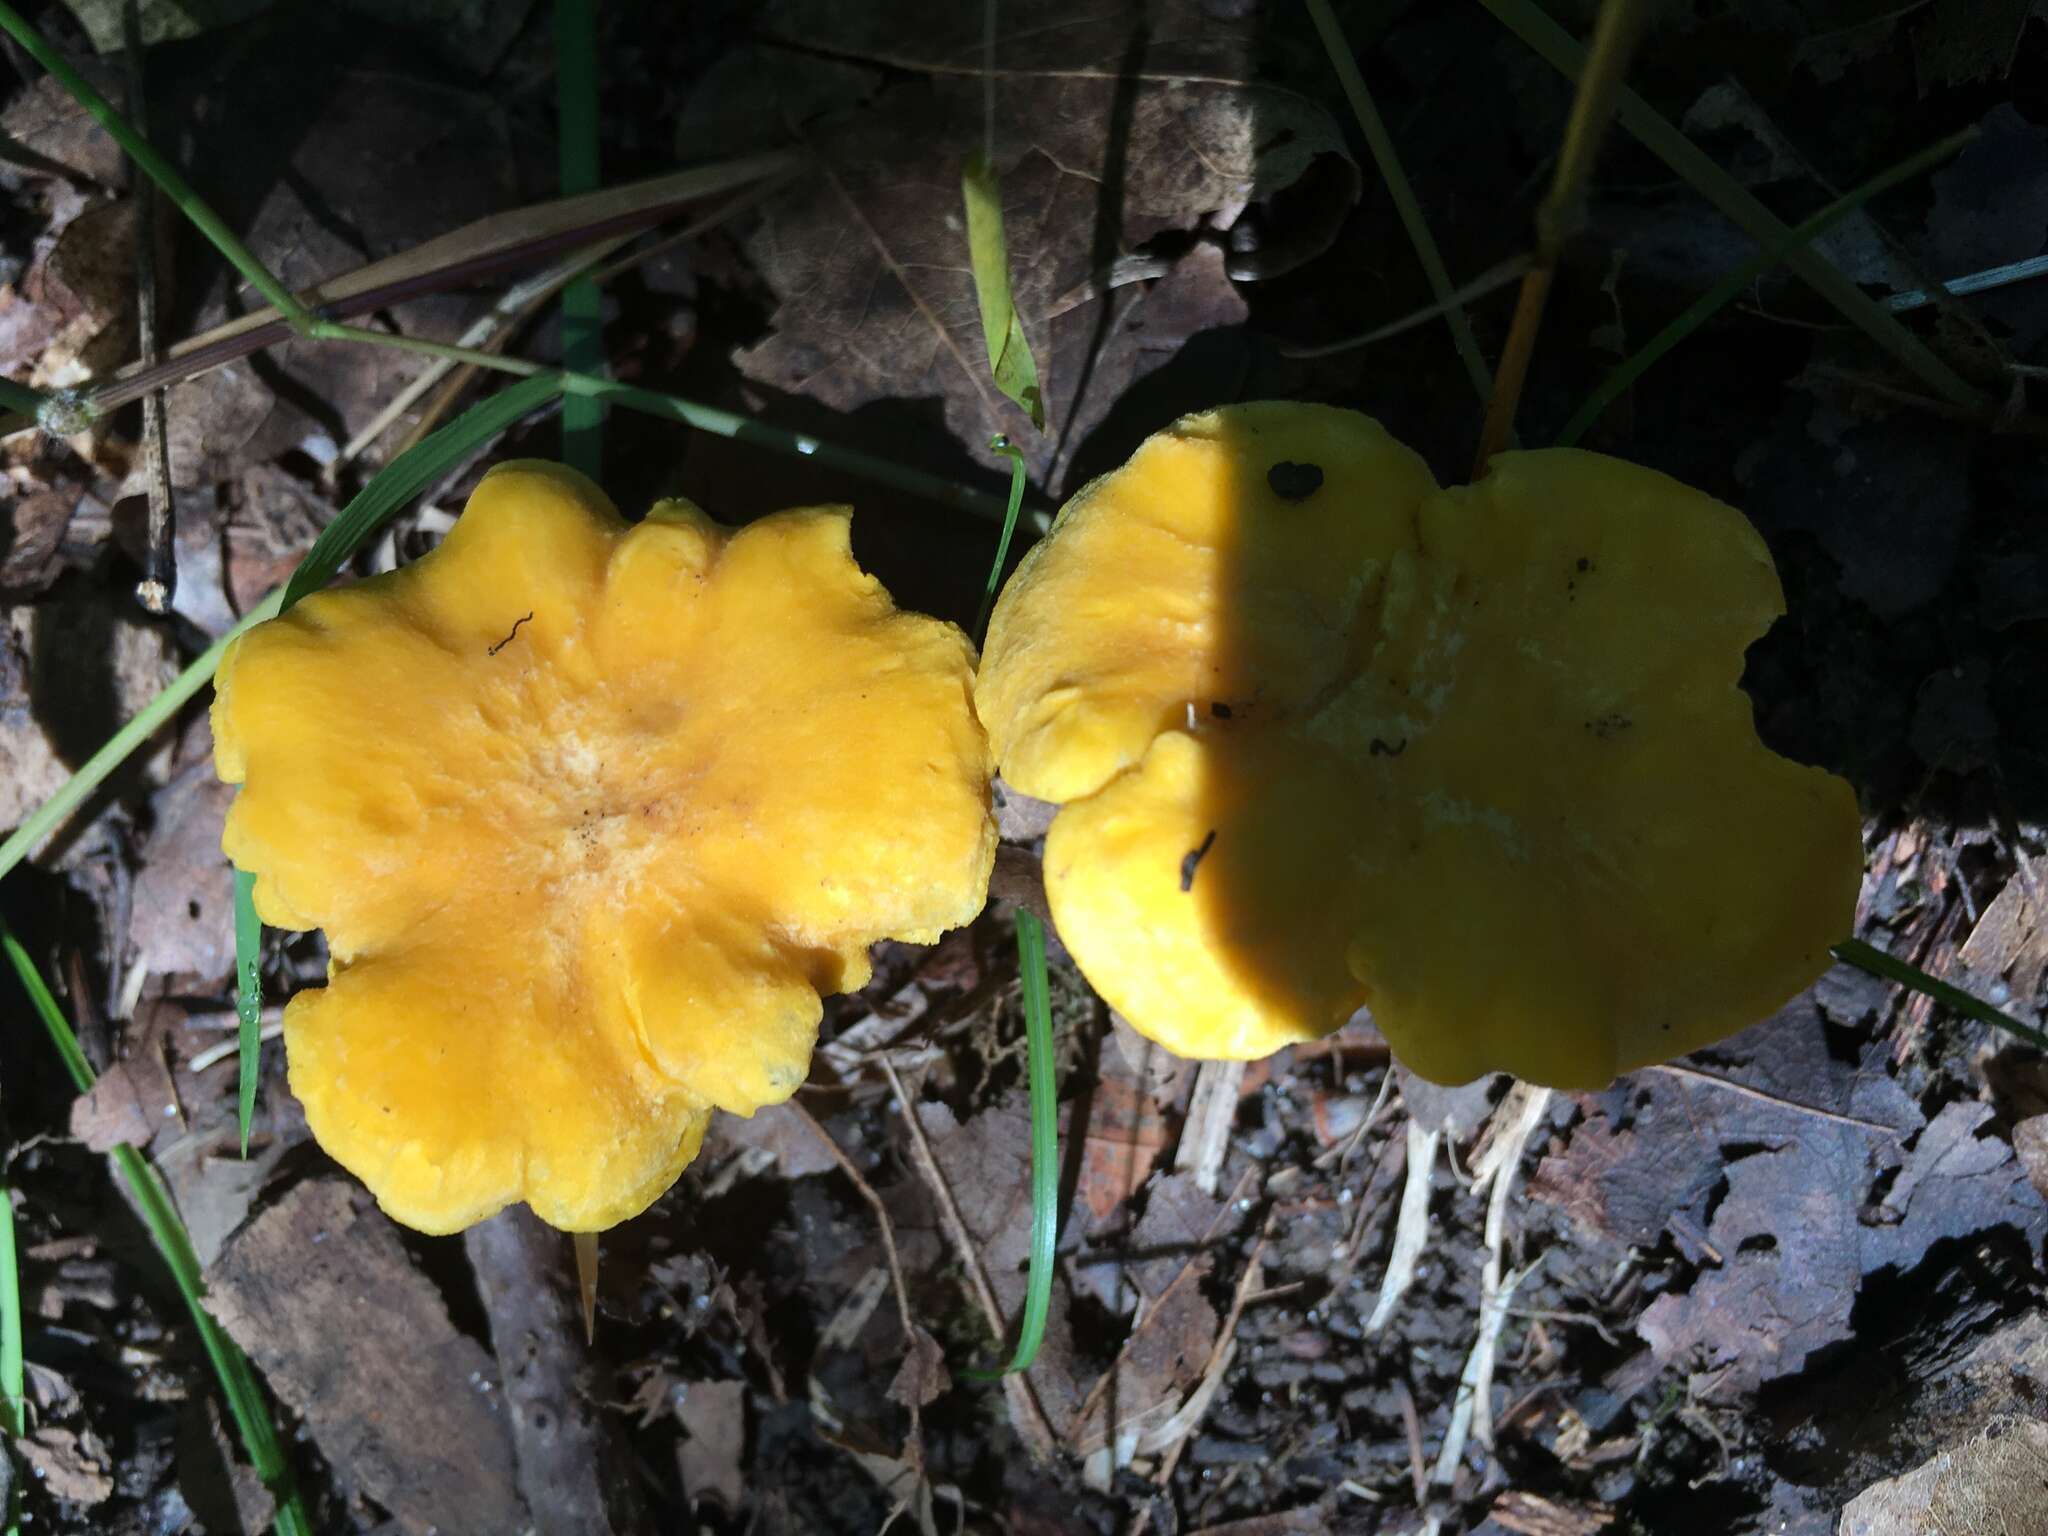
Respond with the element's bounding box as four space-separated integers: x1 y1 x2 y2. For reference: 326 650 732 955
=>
214 462 996 1233
975 402 1861 1089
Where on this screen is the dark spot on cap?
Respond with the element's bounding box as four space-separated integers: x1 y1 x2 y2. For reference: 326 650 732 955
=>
1267 462 1324 501
1180 829 1218 892
1369 737 1408 758
1210 701 1233 720
1576 556 1592 573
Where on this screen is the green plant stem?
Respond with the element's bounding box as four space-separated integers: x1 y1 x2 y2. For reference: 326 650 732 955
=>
1474 0 1990 418
1475 0 1649 470
0 1 314 332
0 377 42 418
1557 126 1978 448
2 929 311 1536
1304 0 1492 405
556 0 605 477
234 869 262 1157
299 322 1014 521
973 436 1029 641
1832 937 2048 1053
965 909 1058 1378
0 1162 17 1536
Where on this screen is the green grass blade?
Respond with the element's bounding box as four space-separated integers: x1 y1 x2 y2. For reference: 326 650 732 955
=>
1 1161 18 1536
0 377 42 419
1556 126 1978 447
0 2 311 334
965 909 1058 1378
565 374 1019 523
556 0 606 478
973 436 1030 641
1833 937 2048 1053
962 151 1045 430
3 928 311 1535
234 869 262 1157
1475 0 1990 417
1303 0 1493 405
1 1169 22 1441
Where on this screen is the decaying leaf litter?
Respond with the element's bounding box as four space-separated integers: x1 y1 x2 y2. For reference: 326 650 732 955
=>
2 1 2048 1533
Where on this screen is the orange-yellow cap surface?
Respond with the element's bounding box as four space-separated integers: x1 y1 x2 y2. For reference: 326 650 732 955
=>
975 404 1862 1088
214 462 996 1232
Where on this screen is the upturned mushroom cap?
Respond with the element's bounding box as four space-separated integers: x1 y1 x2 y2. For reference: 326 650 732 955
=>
214 462 996 1232
976 403 1862 1088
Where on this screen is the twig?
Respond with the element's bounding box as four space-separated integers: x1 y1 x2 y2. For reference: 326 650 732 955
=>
335 236 628 469
1302 0 1492 403
1127 1227 1273 1536
1276 253 1534 360
879 1059 1060 1463
791 1099 939 1523
1394 1376 1429 1505
1174 1058 1245 1197
1073 1165 1258 1437
791 1102 917 1345
463 1208 651 1535
1365 1115 1439 1332
1474 0 1651 472
1642 1062 1903 1133
123 0 174 615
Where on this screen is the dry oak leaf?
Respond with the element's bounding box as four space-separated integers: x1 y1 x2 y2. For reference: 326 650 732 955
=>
700 0 1353 492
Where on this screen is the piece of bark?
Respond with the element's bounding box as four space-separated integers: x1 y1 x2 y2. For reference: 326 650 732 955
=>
207 1179 524 1535
465 1206 652 1536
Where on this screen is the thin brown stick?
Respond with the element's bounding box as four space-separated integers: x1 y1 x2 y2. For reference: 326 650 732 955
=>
124 0 174 614
790 1101 916 1341
879 1059 1060 1464
1473 0 1651 474
791 1100 937 1521
1394 1376 1429 1506
1642 1062 1902 1134
1127 1228 1272 1536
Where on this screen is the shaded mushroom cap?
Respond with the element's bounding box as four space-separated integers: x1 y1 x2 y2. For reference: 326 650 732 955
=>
976 403 1861 1088
214 462 996 1232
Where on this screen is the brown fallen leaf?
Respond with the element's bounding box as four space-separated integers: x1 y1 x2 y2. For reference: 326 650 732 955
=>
888 1324 952 1411
207 1179 526 1535
1074 1028 1179 1226
675 1378 748 1514
68 1045 174 1152
2015 1115 2048 1202
130 759 238 982
0 488 79 595
913 1094 1091 1435
19 1425 114 1506
704 1103 841 1181
1840 1419 2048 1536
1638 1095 2045 1400
698 0 1352 493
1 597 177 861
0 70 124 187
1960 854 2048 1017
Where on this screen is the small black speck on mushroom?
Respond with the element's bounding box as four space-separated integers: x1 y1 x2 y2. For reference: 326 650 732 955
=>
1267 461 1324 501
